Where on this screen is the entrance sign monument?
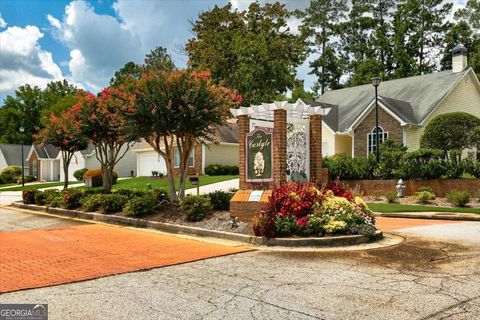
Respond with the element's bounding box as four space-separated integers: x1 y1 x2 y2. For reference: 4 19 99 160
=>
230 99 331 221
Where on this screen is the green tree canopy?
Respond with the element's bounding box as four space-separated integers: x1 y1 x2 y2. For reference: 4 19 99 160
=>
186 2 307 105
420 112 480 156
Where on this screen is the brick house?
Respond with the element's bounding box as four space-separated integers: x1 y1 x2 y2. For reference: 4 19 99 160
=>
134 123 239 176
313 45 480 158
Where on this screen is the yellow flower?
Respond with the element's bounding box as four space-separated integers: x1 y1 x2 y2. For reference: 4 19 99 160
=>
324 190 334 198
354 196 366 207
289 192 300 201
322 196 353 212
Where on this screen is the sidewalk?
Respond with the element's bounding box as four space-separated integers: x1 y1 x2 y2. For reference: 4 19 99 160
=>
185 178 239 195
374 211 480 221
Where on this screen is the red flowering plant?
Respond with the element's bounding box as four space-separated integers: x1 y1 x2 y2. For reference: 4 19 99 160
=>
253 182 376 239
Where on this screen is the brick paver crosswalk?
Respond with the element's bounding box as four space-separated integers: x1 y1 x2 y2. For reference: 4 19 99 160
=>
0 224 252 293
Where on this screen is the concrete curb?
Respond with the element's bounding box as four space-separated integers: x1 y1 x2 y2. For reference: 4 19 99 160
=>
374 212 480 221
11 202 382 247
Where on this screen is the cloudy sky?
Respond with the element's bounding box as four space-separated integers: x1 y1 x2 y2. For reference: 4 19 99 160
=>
0 0 467 102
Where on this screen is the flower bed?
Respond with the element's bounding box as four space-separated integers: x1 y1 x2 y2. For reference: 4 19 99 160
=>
253 182 376 239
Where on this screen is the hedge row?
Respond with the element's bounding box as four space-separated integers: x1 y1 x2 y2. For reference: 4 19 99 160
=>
323 145 480 181
22 188 234 221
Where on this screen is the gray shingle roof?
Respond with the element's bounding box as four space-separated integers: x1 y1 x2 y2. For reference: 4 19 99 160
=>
299 98 338 131
315 68 470 132
33 144 59 159
80 144 95 156
215 124 239 144
0 144 30 167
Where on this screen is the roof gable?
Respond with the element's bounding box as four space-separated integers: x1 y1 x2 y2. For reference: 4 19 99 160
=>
316 68 470 132
0 144 30 167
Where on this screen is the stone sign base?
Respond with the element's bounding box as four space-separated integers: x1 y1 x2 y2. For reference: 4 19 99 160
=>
230 189 272 222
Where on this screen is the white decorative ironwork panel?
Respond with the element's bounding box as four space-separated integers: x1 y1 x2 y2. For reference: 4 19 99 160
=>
287 120 309 177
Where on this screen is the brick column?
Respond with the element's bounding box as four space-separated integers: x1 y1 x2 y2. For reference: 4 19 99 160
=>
309 114 322 184
273 109 287 186
238 115 250 190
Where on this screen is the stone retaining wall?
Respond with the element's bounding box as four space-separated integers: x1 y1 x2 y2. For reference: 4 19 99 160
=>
338 179 480 197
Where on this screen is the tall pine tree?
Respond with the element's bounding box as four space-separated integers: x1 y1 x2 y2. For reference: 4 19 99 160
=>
302 0 348 95
392 0 452 77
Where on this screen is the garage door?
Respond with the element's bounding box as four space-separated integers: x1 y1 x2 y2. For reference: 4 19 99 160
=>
138 153 167 176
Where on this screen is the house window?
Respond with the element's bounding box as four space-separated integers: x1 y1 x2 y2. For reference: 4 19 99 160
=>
174 148 194 168
367 126 388 155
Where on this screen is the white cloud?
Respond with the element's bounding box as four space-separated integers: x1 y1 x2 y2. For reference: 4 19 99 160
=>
49 0 143 91
0 24 63 97
0 13 6 29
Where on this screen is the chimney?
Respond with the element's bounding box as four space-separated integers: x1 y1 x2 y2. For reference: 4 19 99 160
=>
452 44 468 73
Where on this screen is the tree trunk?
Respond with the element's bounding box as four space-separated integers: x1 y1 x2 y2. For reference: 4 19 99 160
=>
62 150 71 190
101 163 113 192
165 157 177 202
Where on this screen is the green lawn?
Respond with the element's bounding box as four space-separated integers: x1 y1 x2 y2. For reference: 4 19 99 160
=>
0 183 15 189
0 181 82 192
112 175 238 191
367 203 480 214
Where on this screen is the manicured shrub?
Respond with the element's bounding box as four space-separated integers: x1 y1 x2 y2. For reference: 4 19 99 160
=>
150 188 169 204
124 195 157 217
0 166 21 184
446 190 470 208
99 194 128 213
208 190 232 211
464 157 480 178
372 191 383 201
323 155 376 180
413 191 436 204
385 192 398 203
16 175 35 184
444 150 465 179
83 168 118 187
180 195 212 221
62 189 85 209
204 164 239 176
417 186 434 193
398 149 448 180
114 189 146 199
47 195 64 208
22 190 37 204
80 194 104 212
73 168 88 181
42 190 61 206
34 191 46 205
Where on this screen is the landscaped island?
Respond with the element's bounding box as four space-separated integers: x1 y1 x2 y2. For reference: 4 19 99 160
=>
20 181 378 240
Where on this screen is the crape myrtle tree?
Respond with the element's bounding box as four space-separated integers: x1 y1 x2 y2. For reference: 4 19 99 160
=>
420 112 480 158
73 88 138 191
133 68 242 202
37 110 88 189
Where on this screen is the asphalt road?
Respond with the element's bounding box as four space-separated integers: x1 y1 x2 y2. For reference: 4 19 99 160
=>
1 207 480 320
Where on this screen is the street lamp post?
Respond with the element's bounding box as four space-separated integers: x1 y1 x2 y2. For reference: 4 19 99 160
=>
19 126 25 187
371 77 382 163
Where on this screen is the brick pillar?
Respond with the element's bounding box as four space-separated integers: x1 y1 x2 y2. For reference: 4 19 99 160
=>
273 109 287 185
309 114 322 184
238 115 250 190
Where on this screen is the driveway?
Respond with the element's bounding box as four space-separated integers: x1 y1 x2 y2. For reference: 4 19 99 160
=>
1 208 479 319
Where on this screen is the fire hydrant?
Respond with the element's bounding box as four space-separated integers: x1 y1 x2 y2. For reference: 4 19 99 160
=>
396 179 406 198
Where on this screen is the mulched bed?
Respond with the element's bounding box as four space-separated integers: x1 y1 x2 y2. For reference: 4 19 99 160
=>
116 208 254 235
365 196 480 209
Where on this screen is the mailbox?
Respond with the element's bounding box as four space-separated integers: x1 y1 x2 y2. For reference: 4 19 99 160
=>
189 176 199 186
